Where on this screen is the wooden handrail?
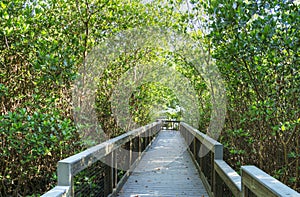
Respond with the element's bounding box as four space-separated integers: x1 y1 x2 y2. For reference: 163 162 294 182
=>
42 121 299 197
42 186 70 197
242 166 300 197
180 122 223 158
160 119 180 130
179 122 300 197
214 160 241 197
42 122 161 197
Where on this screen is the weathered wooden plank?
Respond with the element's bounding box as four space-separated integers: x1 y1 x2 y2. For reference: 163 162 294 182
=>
41 186 70 197
117 130 209 197
58 122 160 176
180 122 223 159
242 166 300 197
214 160 241 197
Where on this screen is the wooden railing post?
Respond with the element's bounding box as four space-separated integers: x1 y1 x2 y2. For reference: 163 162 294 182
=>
145 130 148 148
57 162 73 197
143 134 146 151
104 153 113 196
129 139 133 166
200 145 205 172
150 127 153 141
113 151 118 188
138 134 142 158
210 151 214 192
213 169 223 197
133 135 139 162
193 137 196 157
212 144 223 195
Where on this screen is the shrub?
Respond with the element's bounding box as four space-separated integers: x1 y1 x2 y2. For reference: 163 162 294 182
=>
0 108 82 196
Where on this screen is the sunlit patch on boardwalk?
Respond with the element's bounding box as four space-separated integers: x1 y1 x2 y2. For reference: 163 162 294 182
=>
117 130 209 197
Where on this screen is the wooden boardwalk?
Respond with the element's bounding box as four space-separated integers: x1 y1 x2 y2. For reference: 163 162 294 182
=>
117 130 208 197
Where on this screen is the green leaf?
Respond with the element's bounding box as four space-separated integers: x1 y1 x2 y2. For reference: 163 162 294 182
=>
0 2 6 9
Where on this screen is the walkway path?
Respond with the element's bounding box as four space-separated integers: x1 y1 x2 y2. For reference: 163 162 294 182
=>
117 130 209 197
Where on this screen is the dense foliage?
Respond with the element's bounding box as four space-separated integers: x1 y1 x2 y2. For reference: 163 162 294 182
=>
0 0 187 195
0 108 81 195
191 0 299 190
0 0 299 195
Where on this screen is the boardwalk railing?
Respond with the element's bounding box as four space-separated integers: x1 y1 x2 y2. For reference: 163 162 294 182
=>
180 122 300 197
161 119 180 130
42 122 161 197
42 120 299 197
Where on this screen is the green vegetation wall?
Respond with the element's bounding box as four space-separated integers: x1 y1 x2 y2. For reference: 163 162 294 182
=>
0 0 188 195
190 0 299 191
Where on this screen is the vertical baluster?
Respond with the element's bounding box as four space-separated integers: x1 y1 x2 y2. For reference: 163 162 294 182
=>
210 151 214 192
193 137 196 158
129 139 132 166
114 150 118 188
213 169 223 197
104 153 113 196
138 134 141 158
